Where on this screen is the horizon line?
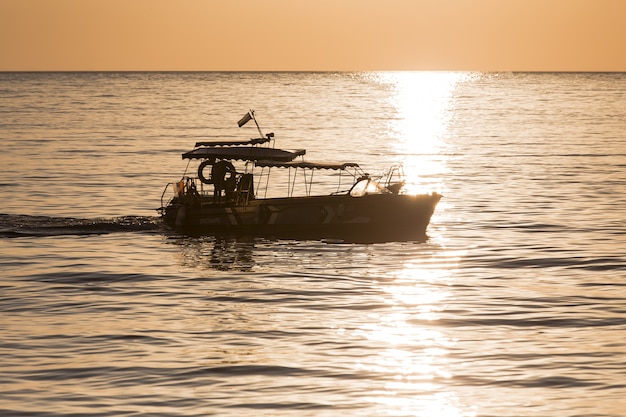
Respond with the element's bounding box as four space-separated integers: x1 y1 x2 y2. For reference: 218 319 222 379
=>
2 70 626 74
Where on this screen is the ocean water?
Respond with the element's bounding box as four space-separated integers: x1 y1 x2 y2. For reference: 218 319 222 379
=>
1 71 625 416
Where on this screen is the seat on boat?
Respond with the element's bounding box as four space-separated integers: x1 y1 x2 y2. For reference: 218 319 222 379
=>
236 173 254 205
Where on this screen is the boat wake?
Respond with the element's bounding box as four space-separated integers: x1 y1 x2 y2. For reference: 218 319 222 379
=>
0 213 165 238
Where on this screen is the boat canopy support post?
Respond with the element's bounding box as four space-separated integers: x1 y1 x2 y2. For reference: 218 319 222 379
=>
336 169 344 194
304 169 314 197
288 167 294 198
257 165 271 199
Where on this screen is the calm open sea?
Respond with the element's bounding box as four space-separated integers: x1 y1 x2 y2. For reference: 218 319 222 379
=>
1 72 625 416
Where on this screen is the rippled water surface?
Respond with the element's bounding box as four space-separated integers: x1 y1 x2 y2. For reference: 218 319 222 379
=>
1 72 626 416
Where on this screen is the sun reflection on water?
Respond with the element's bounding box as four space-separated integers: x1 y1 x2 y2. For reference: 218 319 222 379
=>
375 71 466 195
351 247 475 416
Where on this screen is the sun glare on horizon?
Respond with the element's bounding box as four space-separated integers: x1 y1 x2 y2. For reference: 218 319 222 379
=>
376 72 466 195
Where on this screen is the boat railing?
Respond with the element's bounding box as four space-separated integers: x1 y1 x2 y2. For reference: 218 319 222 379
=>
159 181 178 210
376 164 406 194
160 174 256 209
162 163 406 210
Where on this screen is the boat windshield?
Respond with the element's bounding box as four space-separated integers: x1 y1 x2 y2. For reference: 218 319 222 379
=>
349 178 390 197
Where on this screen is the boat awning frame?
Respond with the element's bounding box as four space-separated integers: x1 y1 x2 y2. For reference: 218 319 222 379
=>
253 160 362 198
194 137 271 148
255 160 360 170
182 146 306 162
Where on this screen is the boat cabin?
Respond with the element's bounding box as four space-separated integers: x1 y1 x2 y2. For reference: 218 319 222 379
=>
160 134 401 210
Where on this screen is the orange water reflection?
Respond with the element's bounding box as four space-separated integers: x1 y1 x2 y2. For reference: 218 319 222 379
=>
355 78 467 416
351 243 471 414
375 71 466 195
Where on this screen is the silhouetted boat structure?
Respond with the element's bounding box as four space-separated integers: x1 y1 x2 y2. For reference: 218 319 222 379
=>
159 111 441 242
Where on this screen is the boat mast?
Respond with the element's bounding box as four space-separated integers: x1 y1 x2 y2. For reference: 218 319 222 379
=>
238 109 274 147
250 110 264 139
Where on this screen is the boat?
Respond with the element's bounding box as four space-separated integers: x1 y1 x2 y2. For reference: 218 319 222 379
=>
158 111 442 242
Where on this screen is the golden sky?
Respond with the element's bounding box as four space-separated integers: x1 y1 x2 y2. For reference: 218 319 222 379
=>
1 0 625 71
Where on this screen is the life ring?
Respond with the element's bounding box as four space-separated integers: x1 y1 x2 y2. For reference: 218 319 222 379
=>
198 159 236 186
198 160 214 184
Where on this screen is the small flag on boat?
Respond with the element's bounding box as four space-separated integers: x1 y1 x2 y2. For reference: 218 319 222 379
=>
237 112 253 127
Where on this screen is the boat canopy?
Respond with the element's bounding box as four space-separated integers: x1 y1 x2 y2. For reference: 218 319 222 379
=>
255 160 360 170
194 137 271 148
182 146 306 162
